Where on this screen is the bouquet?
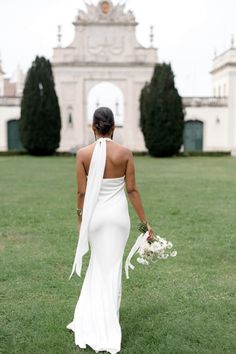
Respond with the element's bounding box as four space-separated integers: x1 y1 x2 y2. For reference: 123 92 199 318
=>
125 229 177 279
136 232 177 265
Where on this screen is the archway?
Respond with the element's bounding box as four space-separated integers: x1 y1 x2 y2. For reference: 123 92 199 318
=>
87 82 124 127
7 119 23 150
52 0 157 151
184 120 203 152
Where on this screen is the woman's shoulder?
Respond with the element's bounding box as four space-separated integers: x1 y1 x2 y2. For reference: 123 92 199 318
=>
76 141 132 158
76 143 95 160
110 141 133 158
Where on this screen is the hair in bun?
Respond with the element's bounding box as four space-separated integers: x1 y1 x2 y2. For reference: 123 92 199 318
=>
93 107 115 135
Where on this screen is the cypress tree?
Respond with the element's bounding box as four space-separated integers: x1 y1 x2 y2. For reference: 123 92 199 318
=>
140 62 185 157
19 56 61 155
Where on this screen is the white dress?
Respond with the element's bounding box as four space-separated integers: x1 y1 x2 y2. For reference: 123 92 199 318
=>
67 138 131 354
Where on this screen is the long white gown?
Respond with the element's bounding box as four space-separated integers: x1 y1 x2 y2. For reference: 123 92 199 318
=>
67 138 131 354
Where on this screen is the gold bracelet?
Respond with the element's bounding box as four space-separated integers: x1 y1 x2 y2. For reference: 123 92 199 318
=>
76 208 83 216
137 220 148 233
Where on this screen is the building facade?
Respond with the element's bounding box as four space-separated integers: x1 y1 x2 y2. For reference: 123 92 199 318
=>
0 0 236 154
182 44 236 155
0 62 24 151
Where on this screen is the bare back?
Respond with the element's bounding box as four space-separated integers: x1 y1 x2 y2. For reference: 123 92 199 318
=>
76 139 150 233
77 139 136 196
81 140 130 179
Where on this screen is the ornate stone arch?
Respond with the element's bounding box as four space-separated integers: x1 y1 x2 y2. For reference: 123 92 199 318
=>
52 1 158 151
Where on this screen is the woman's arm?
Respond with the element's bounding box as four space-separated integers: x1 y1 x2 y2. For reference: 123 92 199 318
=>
76 149 87 226
125 150 154 240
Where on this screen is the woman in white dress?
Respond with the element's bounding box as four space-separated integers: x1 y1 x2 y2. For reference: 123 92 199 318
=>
67 107 154 353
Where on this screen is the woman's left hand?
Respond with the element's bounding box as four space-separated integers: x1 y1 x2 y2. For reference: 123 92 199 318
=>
146 222 155 241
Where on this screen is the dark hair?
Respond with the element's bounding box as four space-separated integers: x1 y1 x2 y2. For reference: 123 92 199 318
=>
93 107 115 135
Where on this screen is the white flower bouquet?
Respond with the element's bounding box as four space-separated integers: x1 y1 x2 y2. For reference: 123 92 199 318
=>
125 231 177 279
137 232 177 265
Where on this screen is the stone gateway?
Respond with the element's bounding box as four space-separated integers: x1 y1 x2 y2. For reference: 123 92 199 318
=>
52 0 157 151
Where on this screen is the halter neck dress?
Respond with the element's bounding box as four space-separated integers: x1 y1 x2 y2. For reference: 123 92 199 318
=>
67 137 131 354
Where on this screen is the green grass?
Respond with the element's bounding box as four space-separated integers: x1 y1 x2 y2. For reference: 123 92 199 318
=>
0 155 236 354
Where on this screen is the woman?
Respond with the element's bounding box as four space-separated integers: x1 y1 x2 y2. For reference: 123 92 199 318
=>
67 107 154 353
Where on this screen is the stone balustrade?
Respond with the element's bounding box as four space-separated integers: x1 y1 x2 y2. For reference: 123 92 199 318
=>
183 96 228 107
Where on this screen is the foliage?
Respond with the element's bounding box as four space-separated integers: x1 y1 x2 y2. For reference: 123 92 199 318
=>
19 56 61 156
140 62 185 157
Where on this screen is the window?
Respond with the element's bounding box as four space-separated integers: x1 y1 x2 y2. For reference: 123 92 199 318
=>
67 106 73 127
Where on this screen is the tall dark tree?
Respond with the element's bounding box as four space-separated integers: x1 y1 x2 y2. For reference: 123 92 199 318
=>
140 62 184 157
19 56 61 155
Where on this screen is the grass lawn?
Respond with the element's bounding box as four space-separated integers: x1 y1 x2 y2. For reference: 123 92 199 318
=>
0 155 236 354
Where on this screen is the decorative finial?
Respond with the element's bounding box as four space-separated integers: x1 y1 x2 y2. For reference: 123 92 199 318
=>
231 34 235 49
150 25 154 47
57 25 62 47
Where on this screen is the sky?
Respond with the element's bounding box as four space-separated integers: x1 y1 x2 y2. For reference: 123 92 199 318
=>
0 0 235 96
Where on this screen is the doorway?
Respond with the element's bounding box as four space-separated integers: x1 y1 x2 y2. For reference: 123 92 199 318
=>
184 120 203 152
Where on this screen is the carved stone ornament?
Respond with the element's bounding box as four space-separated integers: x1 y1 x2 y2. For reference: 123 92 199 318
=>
101 1 110 14
74 0 136 24
87 35 124 56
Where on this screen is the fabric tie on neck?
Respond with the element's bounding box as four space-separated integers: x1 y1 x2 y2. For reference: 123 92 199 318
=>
69 137 112 279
